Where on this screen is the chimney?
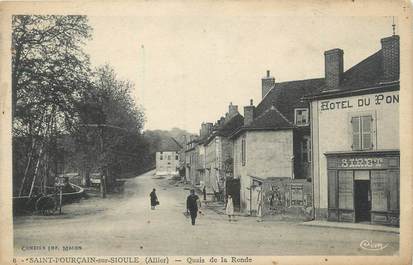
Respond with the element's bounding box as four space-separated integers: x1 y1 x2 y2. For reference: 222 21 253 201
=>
219 116 225 125
262 70 275 99
228 102 238 119
324 48 344 91
244 99 255 126
381 35 399 82
205 122 213 134
200 123 207 138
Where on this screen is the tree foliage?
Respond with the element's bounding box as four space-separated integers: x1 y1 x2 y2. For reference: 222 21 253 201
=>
12 15 149 196
12 15 92 137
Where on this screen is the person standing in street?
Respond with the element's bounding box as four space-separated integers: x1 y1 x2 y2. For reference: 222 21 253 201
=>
150 188 158 210
226 194 234 222
202 186 207 201
186 189 201 225
256 187 263 222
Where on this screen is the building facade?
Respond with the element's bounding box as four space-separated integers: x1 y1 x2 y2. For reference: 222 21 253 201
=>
203 103 244 204
230 72 321 217
308 35 400 226
155 151 180 176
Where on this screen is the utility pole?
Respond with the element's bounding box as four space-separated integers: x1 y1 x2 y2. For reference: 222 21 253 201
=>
99 125 106 198
140 44 145 106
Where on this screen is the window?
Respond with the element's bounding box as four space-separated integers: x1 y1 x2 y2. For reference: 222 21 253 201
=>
351 115 374 150
301 136 311 162
175 154 179 160
167 155 171 160
160 154 163 160
295 108 309 126
241 136 246 166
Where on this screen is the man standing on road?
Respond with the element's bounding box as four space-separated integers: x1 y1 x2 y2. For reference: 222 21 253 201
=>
186 189 201 225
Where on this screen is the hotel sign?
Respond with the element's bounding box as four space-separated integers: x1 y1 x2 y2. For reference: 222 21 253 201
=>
319 92 399 112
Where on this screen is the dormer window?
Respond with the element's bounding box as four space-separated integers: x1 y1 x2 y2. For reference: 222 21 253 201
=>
295 108 309 126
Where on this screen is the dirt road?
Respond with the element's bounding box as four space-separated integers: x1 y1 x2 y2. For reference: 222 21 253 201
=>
13 170 399 256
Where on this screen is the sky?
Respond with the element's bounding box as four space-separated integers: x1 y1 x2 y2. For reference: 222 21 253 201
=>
83 15 395 134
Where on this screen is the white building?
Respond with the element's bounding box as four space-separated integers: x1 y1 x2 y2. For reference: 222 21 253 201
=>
155 151 180 176
306 35 400 226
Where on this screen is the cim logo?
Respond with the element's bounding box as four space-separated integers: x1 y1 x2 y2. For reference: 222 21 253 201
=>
360 240 389 251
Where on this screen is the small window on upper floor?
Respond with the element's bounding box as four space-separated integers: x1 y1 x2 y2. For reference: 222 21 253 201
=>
175 154 179 160
160 154 163 160
295 108 309 126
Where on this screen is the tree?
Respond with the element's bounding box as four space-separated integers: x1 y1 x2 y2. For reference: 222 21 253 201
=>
74 65 147 188
12 15 92 136
12 15 92 196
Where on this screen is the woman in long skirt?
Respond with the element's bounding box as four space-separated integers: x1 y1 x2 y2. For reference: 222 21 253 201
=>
226 195 234 222
150 188 158 210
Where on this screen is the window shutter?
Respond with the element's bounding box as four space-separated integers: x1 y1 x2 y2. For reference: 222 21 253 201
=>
362 116 373 150
351 117 361 150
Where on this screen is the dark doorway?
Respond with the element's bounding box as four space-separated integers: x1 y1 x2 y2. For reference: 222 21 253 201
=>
226 178 240 211
354 180 371 222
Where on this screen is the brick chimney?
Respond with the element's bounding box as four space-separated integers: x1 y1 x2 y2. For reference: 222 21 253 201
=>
324 48 344 91
228 102 238 119
205 122 213 135
381 35 400 82
262 70 275 99
244 99 255 126
200 123 207 138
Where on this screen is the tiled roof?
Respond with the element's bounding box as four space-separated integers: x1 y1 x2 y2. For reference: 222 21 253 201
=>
305 45 399 99
247 106 294 129
217 113 244 137
256 78 325 122
205 113 244 144
159 137 182 152
339 50 383 90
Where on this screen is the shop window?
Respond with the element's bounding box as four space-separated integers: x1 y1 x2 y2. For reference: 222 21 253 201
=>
338 171 354 210
241 136 246 166
328 171 338 208
371 170 399 212
351 115 374 150
301 136 311 163
294 108 309 126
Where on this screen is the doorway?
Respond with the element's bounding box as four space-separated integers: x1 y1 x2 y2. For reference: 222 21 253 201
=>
354 180 371 222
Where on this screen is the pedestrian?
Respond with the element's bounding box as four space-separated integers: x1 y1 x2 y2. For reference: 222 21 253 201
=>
150 188 159 210
256 187 263 222
226 194 234 222
186 189 201 225
203 186 207 201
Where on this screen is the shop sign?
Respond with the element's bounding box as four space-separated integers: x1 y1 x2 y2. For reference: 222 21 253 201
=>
339 157 384 169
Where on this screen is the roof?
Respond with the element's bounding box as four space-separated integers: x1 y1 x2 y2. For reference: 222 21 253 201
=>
204 113 244 145
339 50 383 91
256 78 325 122
157 137 182 152
248 106 294 129
229 106 294 139
305 44 400 100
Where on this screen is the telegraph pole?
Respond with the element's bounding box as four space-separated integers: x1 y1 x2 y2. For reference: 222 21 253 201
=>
99 125 106 198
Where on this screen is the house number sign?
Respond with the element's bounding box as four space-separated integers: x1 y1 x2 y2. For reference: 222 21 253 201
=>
340 157 384 169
